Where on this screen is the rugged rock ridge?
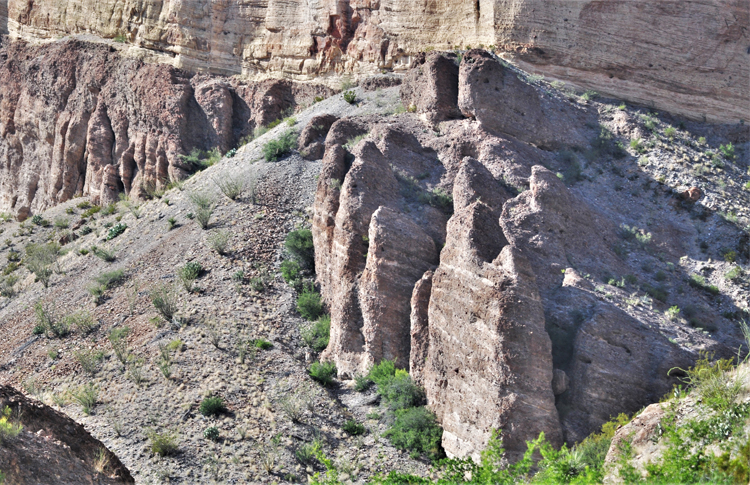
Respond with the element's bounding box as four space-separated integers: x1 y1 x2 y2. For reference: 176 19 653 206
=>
312 50 748 459
0 384 133 484
2 0 747 122
0 37 330 218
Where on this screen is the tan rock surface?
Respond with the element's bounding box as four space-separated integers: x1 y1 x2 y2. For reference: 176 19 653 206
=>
3 0 746 122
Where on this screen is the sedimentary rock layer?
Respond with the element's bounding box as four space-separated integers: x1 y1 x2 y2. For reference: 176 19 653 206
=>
2 0 746 122
0 38 330 218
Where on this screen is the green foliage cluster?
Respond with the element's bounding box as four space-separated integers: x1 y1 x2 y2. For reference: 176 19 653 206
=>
343 90 357 104
199 396 226 417
188 192 215 230
25 242 60 288
0 406 22 445
178 261 202 292
689 273 720 295
301 314 330 352
285 229 315 268
180 147 221 171
146 429 179 456
263 130 298 162
297 284 323 321
106 223 127 240
308 361 337 386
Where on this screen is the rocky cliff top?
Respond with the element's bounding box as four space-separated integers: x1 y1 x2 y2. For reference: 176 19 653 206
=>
1 0 747 122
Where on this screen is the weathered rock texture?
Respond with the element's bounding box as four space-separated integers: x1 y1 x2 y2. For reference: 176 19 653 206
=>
313 50 747 460
2 0 746 122
0 384 134 484
0 37 331 218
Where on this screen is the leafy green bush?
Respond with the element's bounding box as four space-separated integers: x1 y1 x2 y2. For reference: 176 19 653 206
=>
204 426 220 441
91 245 116 262
719 143 736 160
199 396 226 417
343 90 356 104
70 383 98 415
285 229 315 268
280 259 302 285
252 338 273 350
94 269 126 289
151 284 179 320
384 407 443 460
146 429 179 456
301 314 330 352
297 285 323 321
177 261 202 292
263 130 298 161
0 406 22 445
368 359 397 387
207 230 230 255
308 361 337 386
25 243 60 288
378 369 424 411
106 223 127 240
354 373 372 392
188 192 215 230
689 274 719 295
34 301 69 338
342 419 366 436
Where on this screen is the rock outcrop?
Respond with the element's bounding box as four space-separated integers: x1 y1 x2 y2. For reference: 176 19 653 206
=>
0 38 331 218
0 384 133 484
3 0 746 122
313 49 747 460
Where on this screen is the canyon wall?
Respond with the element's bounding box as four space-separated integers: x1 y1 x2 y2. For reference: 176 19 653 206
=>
312 50 743 459
2 0 747 123
0 38 330 217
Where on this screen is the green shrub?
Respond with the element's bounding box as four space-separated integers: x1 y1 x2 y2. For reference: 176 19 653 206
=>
106 223 127 240
212 175 244 200
664 126 677 139
180 147 220 171
378 369 424 411
25 243 60 287
725 266 742 281
66 311 96 334
151 284 179 320
146 429 179 456
74 349 104 376
82 205 101 218
384 407 443 460
342 419 366 436
91 245 116 262
188 192 215 230
70 383 98 415
719 143 736 160
94 269 126 289
54 218 69 229
263 130 298 162
204 426 220 441
0 406 22 445
109 327 130 365
308 361 337 386
301 314 330 352
297 285 323 321
343 90 356 104
177 261 202 292
368 359 397 387
34 301 69 338
252 338 273 350
354 373 372 392
79 225 93 236
280 259 302 285
199 396 226 417
285 229 315 268
206 230 230 255
689 274 719 295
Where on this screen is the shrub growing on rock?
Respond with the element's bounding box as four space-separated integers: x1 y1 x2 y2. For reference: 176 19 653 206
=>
146 429 179 456
342 419 366 436
151 284 179 321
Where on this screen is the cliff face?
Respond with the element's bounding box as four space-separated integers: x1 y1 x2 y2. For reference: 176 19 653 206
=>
2 0 747 123
312 50 748 459
0 38 330 218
